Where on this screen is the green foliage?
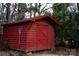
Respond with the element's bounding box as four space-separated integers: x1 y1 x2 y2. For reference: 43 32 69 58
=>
53 3 69 38
18 3 27 13
18 3 27 19
53 4 69 21
53 3 79 47
72 12 79 41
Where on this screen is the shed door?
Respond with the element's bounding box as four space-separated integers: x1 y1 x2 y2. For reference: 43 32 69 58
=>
48 25 55 48
36 23 49 50
36 22 55 50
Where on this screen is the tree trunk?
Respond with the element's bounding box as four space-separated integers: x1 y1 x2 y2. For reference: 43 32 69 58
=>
6 3 11 22
77 3 79 11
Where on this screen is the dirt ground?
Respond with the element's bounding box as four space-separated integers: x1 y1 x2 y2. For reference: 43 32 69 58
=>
0 47 79 56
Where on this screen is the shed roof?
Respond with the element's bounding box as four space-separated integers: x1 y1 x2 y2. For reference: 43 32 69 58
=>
2 15 58 27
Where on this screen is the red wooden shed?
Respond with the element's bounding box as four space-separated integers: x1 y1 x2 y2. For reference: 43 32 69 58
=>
2 15 58 52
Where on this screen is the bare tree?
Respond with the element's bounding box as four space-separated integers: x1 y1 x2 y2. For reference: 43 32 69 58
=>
6 3 11 22
10 3 18 22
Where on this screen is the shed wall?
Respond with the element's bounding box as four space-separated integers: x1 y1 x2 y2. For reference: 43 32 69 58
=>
3 19 56 52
